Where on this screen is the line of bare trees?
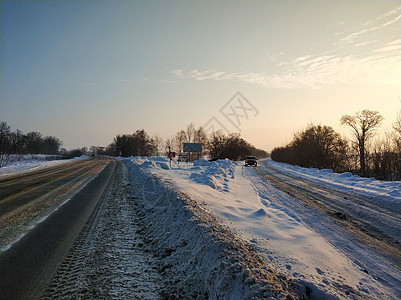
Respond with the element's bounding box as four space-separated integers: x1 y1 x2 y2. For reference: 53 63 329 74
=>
271 110 401 181
164 123 267 161
0 122 63 167
1 120 266 167
104 123 267 161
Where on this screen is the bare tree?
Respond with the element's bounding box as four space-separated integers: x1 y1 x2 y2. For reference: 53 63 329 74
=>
370 132 400 180
341 110 384 175
10 129 25 154
43 136 62 154
194 127 207 144
392 109 401 178
164 137 175 155
185 122 196 143
393 110 401 150
174 130 187 154
153 135 163 156
207 130 226 158
270 124 347 171
24 131 43 154
0 122 12 167
194 127 208 159
110 130 156 157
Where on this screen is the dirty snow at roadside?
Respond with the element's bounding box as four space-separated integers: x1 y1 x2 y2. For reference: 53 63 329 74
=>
0 155 89 177
126 156 400 299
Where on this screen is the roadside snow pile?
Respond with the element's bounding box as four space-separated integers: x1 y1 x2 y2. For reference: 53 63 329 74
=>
193 159 210 166
0 155 89 177
128 156 171 169
125 160 307 299
190 159 235 191
157 162 170 170
264 159 401 201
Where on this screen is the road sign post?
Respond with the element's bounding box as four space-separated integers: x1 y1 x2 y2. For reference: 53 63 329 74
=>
168 148 175 167
183 143 202 162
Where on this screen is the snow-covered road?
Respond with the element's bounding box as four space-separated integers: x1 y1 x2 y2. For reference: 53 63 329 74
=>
133 156 400 299
252 162 400 298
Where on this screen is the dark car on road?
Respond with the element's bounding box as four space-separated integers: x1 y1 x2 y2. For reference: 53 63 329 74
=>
245 156 257 167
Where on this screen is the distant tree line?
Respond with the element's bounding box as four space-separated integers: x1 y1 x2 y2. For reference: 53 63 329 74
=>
104 123 267 161
271 110 400 181
106 129 157 157
164 123 267 161
207 131 267 161
0 122 63 167
1 120 267 167
271 124 348 171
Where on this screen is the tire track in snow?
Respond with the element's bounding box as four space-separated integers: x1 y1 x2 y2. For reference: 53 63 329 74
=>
246 162 400 298
256 163 401 262
41 161 163 299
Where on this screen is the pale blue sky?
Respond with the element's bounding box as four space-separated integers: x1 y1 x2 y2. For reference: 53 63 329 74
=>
1 0 400 151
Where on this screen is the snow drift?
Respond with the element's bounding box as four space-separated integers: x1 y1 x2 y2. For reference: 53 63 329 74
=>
125 160 311 299
127 156 400 299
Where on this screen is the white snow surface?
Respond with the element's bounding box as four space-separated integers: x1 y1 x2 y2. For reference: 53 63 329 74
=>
126 156 401 299
0 155 89 177
264 159 400 201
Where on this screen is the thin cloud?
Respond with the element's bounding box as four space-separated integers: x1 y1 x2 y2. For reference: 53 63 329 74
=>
266 52 285 62
387 39 401 46
362 5 400 27
355 40 378 47
170 6 400 90
341 7 400 43
171 69 183 77
373 44 401 53
293 55 313 63
171 42 400 89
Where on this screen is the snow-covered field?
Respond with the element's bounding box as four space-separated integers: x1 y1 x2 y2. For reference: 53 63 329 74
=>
0 155 89 177
126 156 400 299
